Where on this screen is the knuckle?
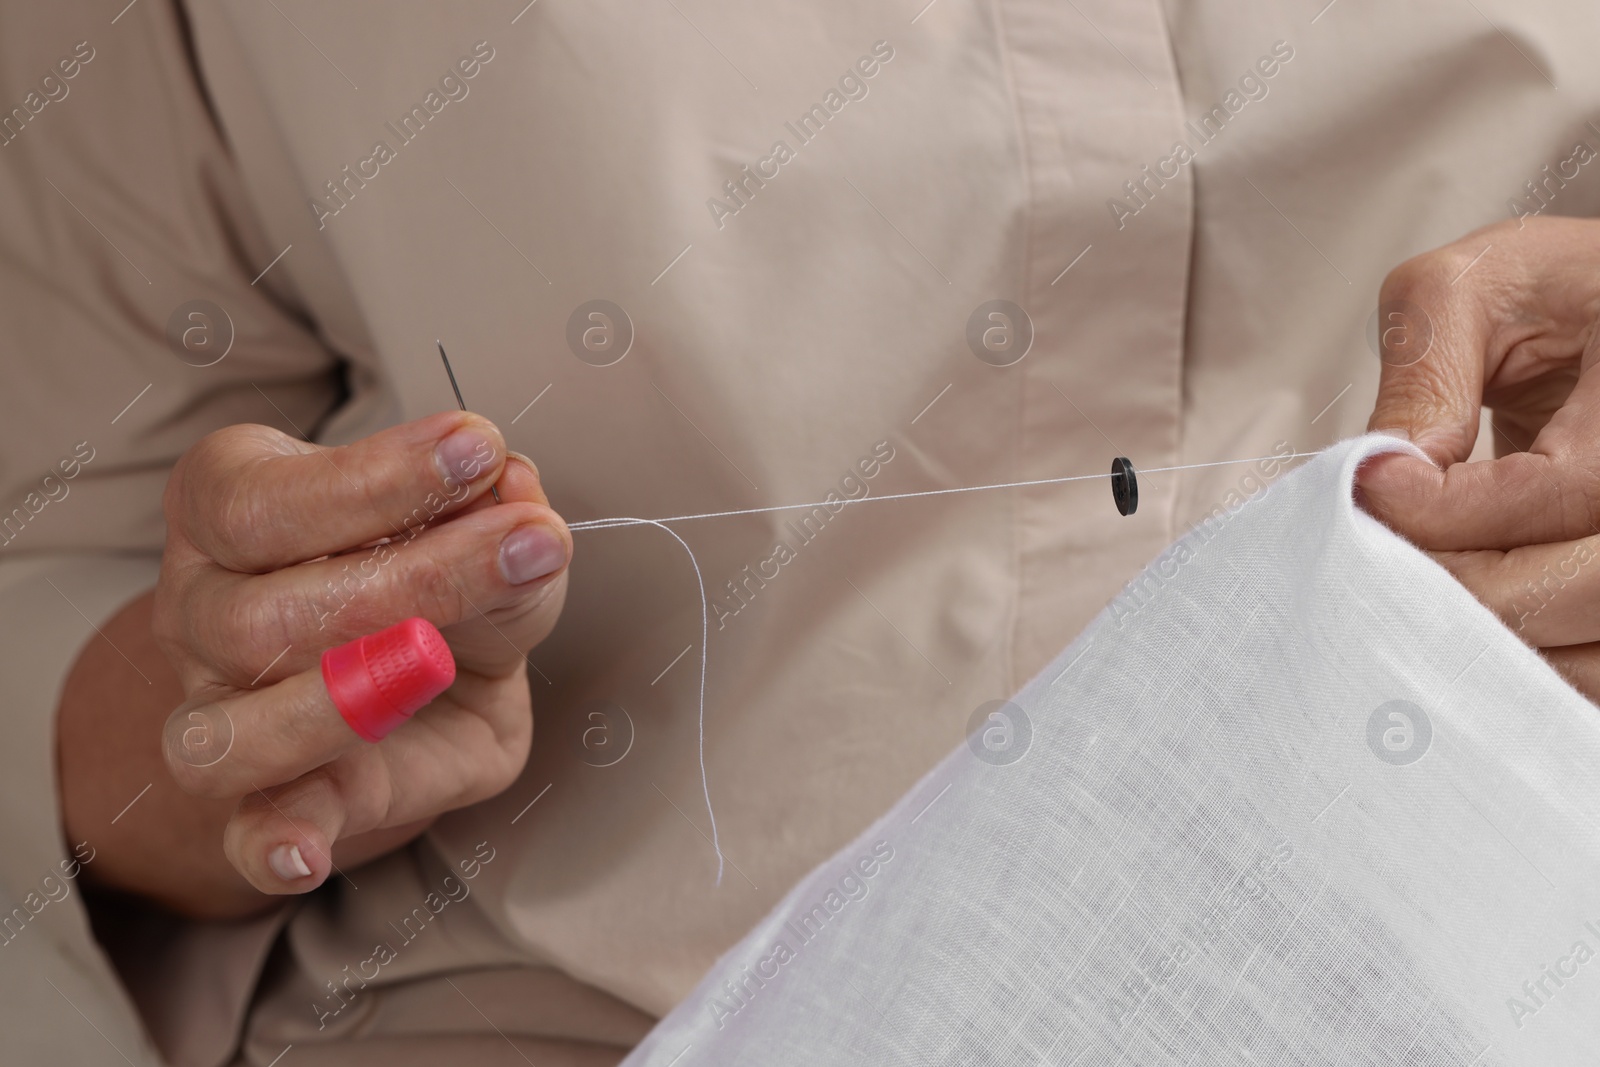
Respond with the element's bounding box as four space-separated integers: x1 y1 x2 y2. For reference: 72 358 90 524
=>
486 729 531 795
1379 374 1449 414
445 706 532 810
454 755 519 810
207 473 275 569
1566 464 1600 532
274 688 336 759
488 695 534 787
173 427 248 509
1385 228 1495 296
232 786 277 821
173 425 292 567
1479 216 1524 241
216 587 301 680
1380 250 1448 303
408 553 469 627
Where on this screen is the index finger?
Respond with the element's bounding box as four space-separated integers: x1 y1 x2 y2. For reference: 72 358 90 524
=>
1357 379 1600 550
1364 229 1497 466
170 412 506 572
1366 217 1600 466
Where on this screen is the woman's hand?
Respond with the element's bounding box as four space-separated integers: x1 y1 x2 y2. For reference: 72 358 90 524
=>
60 412 569 915
1357 215 1600 695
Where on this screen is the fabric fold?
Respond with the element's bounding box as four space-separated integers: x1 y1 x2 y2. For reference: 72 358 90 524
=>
620 434 1600 1066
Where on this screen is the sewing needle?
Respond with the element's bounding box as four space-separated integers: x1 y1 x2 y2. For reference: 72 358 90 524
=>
437 339 500 503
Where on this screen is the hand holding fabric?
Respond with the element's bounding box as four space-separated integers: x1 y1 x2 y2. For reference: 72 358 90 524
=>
1358 215 1600 695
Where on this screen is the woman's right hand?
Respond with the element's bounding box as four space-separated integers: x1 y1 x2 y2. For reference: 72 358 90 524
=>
153 412 571 897
58 411 570 913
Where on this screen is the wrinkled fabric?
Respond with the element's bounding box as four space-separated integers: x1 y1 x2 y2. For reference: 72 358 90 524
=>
623 435 1600 1066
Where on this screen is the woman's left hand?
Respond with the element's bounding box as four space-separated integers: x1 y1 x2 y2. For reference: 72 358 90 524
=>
1357 215 1600 696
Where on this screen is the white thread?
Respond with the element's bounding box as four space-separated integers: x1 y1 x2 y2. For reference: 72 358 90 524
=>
570 450 1320 885
580 518 723 886
568 452 1321 531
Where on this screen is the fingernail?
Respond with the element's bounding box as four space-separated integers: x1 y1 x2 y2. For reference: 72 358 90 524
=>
434 426 498 487
1373 427 1411 442
505 450 540 479
499 524 567 585
269 844 312 881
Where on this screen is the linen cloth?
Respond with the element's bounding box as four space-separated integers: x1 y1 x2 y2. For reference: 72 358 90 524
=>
621 434 1600 1066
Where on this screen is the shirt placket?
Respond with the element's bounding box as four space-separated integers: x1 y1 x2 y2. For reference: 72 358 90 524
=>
996 0 1194 682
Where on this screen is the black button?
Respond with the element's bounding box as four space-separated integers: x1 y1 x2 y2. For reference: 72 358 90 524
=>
1111 457 1137 516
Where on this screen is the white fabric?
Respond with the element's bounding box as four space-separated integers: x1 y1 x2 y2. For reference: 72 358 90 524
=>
621 434 1600 1066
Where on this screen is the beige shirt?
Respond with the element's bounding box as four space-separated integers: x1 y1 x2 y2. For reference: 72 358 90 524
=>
0 1 1592 1064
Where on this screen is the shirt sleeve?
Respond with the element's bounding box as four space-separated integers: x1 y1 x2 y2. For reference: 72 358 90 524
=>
0 2 346 1059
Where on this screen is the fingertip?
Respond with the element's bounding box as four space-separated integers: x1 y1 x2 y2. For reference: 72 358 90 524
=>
1367 380 1478 468
1354 451 1436 521
1368 426 1412 447
413 409 504 452
1367 425 1452 468
459 410 506 448
499 522 572 586
505 450 539 479
230 814 332 895
1410 430 1461 470
1354 449 1409 489
434 417 507 493
496 450 549 506
268 829 332 893
268 842 314 883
